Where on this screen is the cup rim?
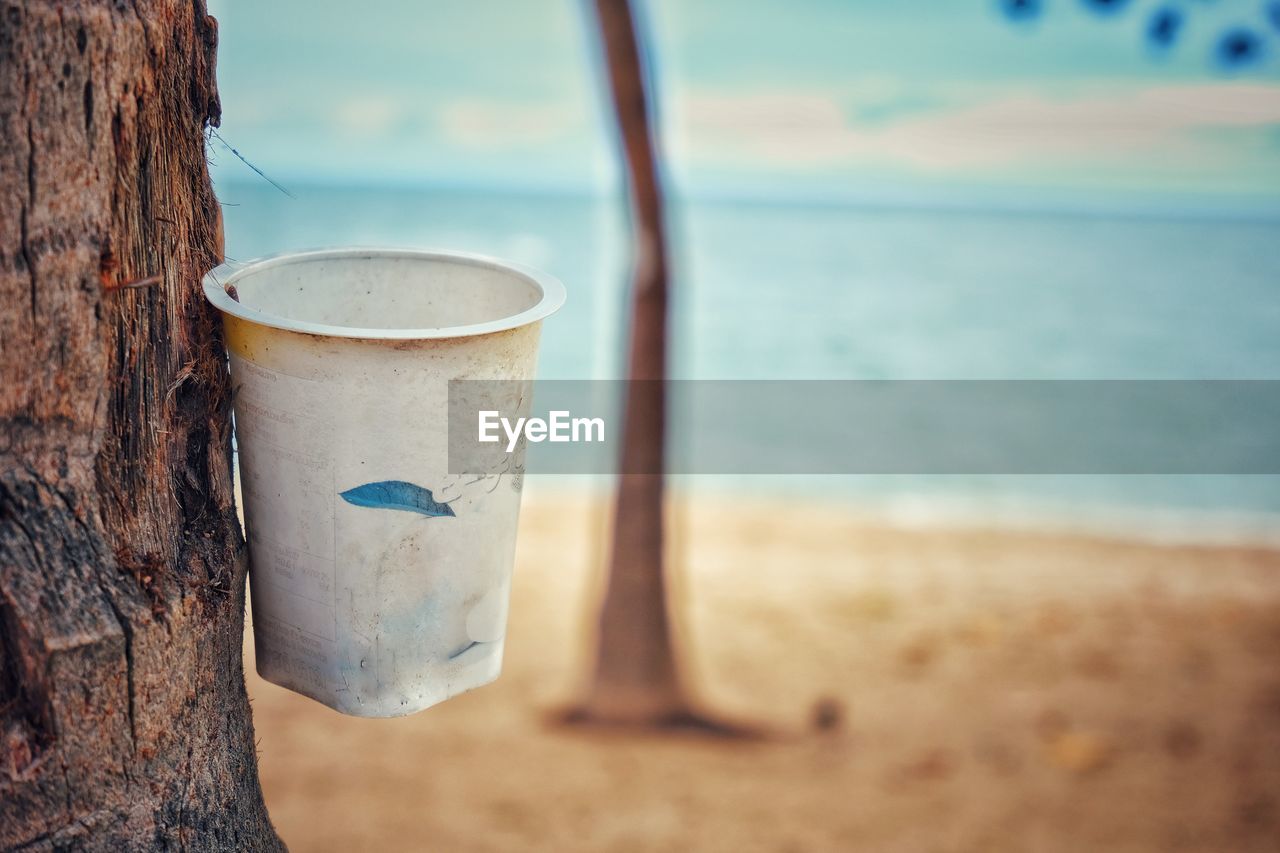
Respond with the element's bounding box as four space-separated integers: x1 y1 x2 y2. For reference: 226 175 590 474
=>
202 246 566 341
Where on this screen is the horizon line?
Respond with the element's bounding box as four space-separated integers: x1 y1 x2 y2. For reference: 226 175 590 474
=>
211 174 1280 225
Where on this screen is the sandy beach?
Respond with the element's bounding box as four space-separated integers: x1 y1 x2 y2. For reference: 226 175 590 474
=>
245 489 1280 852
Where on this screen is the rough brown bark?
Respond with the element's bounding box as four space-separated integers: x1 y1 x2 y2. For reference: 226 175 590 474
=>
1 1 280 849
572 0 689 725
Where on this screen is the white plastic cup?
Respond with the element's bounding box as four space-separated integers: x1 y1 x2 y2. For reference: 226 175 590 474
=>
203 248 564 717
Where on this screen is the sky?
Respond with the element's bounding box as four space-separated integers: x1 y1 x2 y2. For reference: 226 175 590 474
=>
206 0 1280 211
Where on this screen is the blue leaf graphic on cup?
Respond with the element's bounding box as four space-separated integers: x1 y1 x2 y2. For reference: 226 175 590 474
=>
339 480 457 517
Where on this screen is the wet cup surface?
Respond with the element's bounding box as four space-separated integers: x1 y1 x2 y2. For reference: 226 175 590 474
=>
204 248 564 716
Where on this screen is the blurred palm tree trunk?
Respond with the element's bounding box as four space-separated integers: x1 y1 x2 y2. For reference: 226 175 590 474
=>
571 0 689 725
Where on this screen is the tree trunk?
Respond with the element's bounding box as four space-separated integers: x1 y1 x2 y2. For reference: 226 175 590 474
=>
1 2 280 849
572 0 689 725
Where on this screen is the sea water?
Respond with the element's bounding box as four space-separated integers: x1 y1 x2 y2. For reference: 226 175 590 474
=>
217 181 1280 538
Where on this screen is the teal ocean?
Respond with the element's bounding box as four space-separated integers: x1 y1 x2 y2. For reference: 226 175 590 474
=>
217 181 1280 537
